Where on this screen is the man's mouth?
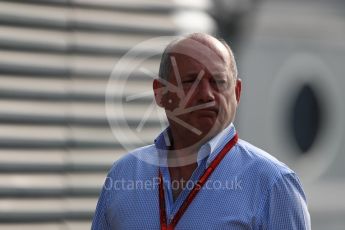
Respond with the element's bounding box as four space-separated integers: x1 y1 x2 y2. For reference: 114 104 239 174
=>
195 107 218 117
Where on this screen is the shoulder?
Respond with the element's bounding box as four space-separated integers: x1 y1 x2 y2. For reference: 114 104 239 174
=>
232 141 310 228
107 144 158 178
233 139 296 185
234 139 308 203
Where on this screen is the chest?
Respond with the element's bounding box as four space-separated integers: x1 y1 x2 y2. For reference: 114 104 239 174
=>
106 175 260 230
168 164 197 201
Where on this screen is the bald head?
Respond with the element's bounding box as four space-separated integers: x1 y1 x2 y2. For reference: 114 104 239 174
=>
158 33 238 82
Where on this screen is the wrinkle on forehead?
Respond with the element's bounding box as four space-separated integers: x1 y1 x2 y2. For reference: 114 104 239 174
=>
169 53 227 78
169 34 230 68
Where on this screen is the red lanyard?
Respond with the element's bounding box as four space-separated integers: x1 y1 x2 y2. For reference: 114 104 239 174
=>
158 133 238 230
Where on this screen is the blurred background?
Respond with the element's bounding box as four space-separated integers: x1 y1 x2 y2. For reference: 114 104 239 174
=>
0 0 344 229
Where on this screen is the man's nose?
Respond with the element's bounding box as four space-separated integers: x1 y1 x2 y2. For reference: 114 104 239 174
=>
196 79 215 102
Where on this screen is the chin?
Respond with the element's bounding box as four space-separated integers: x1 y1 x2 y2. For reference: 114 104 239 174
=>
193 118 217 136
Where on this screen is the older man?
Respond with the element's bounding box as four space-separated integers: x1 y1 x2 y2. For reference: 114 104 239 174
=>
92 33 311 229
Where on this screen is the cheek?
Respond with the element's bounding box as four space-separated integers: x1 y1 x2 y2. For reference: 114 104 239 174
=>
163 92 181 111
224 90 237 104
219 95 235 114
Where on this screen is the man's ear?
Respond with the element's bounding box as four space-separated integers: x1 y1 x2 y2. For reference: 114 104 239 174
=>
153 78 166 108
235 78 242 103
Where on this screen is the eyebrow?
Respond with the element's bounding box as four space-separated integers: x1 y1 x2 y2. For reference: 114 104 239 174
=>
212 70 227 76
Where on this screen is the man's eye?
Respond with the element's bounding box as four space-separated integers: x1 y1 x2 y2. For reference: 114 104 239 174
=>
212 79 229 91
216 79 226 84
211 79 226 85
182 79 195 84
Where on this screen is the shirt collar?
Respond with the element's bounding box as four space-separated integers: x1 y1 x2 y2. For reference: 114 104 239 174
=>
154 123 236 168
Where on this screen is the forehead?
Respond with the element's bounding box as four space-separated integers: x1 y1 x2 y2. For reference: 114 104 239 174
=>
171 53 227 76
168 38 230 75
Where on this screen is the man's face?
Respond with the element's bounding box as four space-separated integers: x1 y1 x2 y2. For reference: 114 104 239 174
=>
154 39 241 143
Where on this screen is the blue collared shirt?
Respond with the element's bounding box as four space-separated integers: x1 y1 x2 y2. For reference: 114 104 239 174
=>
92 123 311 229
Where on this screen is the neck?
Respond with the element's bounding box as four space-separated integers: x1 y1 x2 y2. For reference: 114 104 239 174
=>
167 127 201 166
166 126 212 201
169 125 209 149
